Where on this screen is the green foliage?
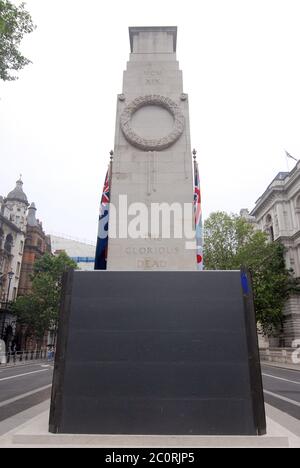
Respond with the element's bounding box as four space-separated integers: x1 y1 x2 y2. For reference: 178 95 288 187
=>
204 212 254 270
12 252 77 341
204 211 297 335
12 294 51 341
0 0 35 81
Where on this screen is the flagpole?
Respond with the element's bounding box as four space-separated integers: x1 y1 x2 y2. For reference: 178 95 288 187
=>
192 147 199 232
109 150 114 190
285 150 298 162
192 148 197 221
106 150 114 266
284 150 298 172
192 149 204 270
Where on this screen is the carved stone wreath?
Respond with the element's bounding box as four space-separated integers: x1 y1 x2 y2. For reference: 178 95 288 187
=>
120 95 185 151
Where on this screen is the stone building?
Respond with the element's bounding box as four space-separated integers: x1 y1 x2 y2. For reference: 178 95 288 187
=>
18 203 51 296
0 178 29 343
0 178 28 303
0 178 51 348
250 162 300 347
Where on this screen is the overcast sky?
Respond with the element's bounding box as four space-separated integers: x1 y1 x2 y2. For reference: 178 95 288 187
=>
1 0 300 243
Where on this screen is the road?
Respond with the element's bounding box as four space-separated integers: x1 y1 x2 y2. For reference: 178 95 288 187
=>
0 362 299 429
0 362 53 423
261 364 300 420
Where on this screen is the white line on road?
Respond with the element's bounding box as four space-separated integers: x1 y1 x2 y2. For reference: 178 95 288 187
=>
0 369 49 382
262 373 300 386
264 390 300 408
0 384 52 408
0 362 49 373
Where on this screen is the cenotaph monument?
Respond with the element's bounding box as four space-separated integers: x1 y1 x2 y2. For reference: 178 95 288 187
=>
49 27 266 437
106 26 196 271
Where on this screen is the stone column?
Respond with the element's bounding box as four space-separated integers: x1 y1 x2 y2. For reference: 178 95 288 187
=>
107 27 196 271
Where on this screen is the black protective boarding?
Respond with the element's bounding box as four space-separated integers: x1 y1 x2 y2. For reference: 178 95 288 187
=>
49 270 266 435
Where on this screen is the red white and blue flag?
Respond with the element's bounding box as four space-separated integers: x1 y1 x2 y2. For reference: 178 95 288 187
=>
95 169 110 270
194 160 203 270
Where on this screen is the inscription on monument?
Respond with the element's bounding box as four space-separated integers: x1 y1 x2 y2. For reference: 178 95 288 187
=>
137 258 168 269
144 70 162 86
144 70 162 76
125 246 180 255
145 79 161 85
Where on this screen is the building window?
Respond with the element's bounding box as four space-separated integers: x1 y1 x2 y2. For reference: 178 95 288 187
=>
4 234 13 253
12 287 17 301
295 195 300 229
16 262 21 276
0 228 4 249
20 241 24 253
265 214 274 242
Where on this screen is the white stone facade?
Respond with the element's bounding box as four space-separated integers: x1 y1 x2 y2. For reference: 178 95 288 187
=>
0 179 28 304
107 27 196 271
250 162 300 346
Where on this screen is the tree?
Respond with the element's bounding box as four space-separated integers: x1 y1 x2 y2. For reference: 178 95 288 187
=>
204 211 296 336
204 212 254 270
13 252 77 348
0 1 35 81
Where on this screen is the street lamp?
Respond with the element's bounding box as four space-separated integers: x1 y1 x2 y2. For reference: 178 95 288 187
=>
1 271 14 340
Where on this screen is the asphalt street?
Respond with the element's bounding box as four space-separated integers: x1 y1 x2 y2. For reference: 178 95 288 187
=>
0 362 299 431
0 363 53 422
261 363 300 421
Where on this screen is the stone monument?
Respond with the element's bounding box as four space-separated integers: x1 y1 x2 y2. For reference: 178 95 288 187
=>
49 27 266 437
107 26 196 271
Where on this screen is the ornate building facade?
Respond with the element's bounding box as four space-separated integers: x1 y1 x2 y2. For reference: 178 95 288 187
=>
250 162 300 347
18 203 51 296
0 178 50 347
0 178 29 343
0 179 28 302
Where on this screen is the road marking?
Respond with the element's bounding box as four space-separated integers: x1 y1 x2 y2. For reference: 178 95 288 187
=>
264 390 300 408
0 362 49 373
0 369 49 382
262 373 300 386
0 384 52 408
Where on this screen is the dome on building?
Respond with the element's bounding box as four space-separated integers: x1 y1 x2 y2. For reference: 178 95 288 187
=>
6 177 29 205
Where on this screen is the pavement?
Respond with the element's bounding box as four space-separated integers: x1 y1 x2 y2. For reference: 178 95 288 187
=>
0 402 296 447
261 360 300 372
0 361 299 447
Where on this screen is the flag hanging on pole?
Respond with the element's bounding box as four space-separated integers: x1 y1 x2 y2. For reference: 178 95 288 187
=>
94 168 110 270
285 150 298 162
194 156 203 270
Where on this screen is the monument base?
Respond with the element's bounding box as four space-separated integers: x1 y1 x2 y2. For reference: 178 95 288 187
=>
49 270 266 436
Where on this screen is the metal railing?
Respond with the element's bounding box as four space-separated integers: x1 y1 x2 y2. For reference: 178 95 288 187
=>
0 348 54 367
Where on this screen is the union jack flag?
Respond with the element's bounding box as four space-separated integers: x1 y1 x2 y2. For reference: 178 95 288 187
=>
95 169 110 270
194 160 203 270
100 170 110 213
